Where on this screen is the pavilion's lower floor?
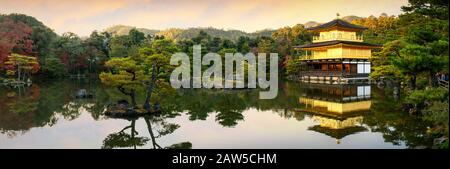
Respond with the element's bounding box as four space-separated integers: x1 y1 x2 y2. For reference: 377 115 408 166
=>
298 59 371 84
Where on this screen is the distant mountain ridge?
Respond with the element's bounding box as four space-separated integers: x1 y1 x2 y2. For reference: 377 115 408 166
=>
303 15 364 28
104 25 159 36
105 25 274 42
104 15 364 41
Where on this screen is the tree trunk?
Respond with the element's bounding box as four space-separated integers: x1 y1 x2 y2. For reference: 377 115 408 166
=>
130 89 137 108
117 86 137 107
144 64 157 110
131 120 136 149
144 117 160 149
17 65 21 82
410 75 417 90
429 71 438 87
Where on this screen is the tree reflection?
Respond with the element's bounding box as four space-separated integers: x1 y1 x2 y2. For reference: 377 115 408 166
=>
363 86 435 148
160 87 303 128
102 118 149 149
0 79 437 148
143 116 180 149
0 79 111 137
0 84 41 137
101 114 191 149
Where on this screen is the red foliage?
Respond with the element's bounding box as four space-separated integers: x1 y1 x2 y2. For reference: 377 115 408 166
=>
74 55 88 70
0 17 35 67
30 84 41 99
32 63 40 73
0 40 15 67
59 51 70 66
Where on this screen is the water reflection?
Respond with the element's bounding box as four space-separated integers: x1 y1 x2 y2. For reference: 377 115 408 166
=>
297 84 372 144
0 79 435 148
102 115 192 149
0 79 106 137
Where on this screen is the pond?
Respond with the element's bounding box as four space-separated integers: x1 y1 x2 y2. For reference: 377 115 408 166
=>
0 78 434 149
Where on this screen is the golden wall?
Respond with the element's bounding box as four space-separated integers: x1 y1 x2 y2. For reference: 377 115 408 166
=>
299 98 372 114
312 116 364 129
307 47 371 60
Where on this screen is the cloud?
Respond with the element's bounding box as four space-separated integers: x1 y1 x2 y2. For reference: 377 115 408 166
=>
0 0 409 36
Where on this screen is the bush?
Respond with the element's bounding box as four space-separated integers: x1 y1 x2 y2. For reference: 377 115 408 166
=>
423 101 449 138
370 65 402 81
436 140 448 149
41 57 68 78
416 76 429 89
406 88 448 105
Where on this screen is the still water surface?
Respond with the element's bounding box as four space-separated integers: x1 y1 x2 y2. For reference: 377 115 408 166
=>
0 79 432 149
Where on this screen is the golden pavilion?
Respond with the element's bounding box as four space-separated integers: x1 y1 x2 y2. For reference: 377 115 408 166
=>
297 83 372 144
295 17 381 84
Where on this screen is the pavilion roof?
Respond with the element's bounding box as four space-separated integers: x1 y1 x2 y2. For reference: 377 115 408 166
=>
307 19 367 31
294 40 381 49
308 125 368 139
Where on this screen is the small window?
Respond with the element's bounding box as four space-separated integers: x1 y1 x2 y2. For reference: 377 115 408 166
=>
337 33 342 39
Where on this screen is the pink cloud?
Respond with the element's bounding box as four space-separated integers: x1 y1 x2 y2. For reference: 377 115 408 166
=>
0 0 409 36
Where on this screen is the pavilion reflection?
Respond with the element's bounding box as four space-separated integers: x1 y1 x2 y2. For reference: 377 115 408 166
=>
297 83 372 144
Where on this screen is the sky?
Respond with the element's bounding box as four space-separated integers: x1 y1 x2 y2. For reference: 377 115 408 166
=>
0 0 409 36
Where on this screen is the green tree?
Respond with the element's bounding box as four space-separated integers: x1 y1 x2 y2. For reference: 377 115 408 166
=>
236 36 251 53
141 39 178 110
40 56 67 78
109 35 131 58
220 39 235 49
272 24 312 57
370 40 405 81
129 28 146 46
352 14 399 44
285 58 304 76
391 44 428 89
401 0 449 20
100 39 178 109
100 57 144 107
423 101 449 146
257 39 275 53
85 31 109 73
52 32 88 75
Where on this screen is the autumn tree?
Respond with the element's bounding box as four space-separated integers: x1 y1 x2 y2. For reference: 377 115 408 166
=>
2 14 57 60
0 17 34 68
351 14 399 44
52 32 88 75
4 53 39 82
271 24 312 57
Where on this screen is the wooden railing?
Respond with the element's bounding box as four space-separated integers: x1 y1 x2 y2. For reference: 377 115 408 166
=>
298 71 368 77
312 35 364 43
438 79 449 88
